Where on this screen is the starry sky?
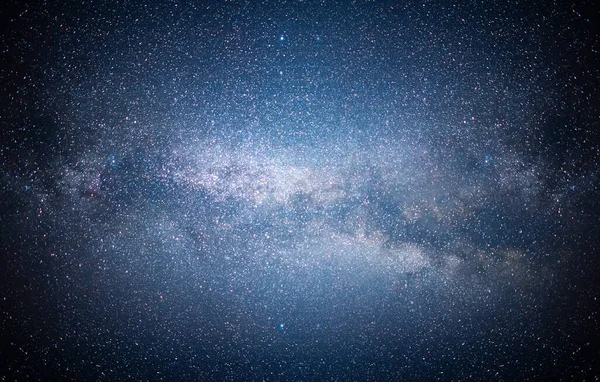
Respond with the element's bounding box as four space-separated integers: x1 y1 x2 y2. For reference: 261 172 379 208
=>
1 0 599 380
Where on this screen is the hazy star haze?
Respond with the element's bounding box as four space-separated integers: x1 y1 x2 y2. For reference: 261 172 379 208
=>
1 0 598 380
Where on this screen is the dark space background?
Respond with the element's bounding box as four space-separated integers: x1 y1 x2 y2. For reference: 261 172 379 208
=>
1 0 599 380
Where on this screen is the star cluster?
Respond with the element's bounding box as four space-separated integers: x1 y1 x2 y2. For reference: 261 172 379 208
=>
1 0 599 380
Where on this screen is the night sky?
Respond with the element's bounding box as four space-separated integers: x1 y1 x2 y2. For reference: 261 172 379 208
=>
1 0 599 380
